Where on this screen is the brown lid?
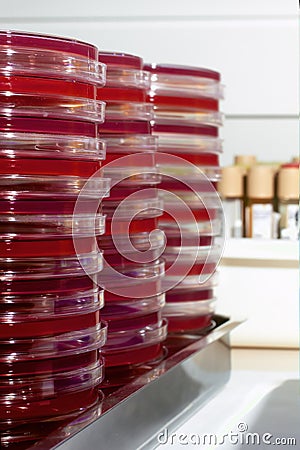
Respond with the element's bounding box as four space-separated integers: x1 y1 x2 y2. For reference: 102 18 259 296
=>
247 165 274 199
218 166 244 198
278 166 299 200
234 155 257 169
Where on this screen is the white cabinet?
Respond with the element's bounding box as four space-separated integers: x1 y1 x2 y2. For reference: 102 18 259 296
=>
216 239 299 348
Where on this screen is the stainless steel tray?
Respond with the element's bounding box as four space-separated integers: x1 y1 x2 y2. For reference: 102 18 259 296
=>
30 315 239 450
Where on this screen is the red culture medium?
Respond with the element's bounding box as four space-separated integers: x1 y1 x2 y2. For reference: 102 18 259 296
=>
144 63 221 81
0 236 97 257
99 52 143 69
0 116 97 137
102 294 164 331
0 157 102 177
166 314 212 333
0 323 107 362
163 297 215 333
0 74 97 98
0 361 104 422
0 274 97 295
0 310 100 339
102 319 167 367
99 119 151 135
0 31 100 59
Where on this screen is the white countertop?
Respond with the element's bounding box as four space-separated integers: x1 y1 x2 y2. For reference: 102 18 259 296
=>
156 348 299 449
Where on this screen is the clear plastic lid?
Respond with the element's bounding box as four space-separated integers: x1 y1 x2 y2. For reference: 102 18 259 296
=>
159 175 218 192
151 105 223 127
159 164 221 181
103 151 158 180
0 288 104 318
0 251 103 280
0 46 105 85
108 186 160 205
0 213 105 238
100 232 165 265
0 322 107 362
162 245 220 285
0 31 105 84
105 216 158 236
102 134 156 154
99 232 164 253
0 273 98 296
0 31 100 59
0 175 110 199
159 191 223 225
0 394 105 445
0 361 104 421
164 311 213 333
166 274 218 298
165 271 218 290
0 93 105 122
105 101 153 121
102 318 167 351
159 218 222 236
163 297 216 316
102 69 150 89
0 135 106 161
102 168 160 187
103 293 165 312
149 93 223 126
153 125 222 155
0 348 99 378
0 198 100 215
160 152 220 167
98 259 165 298
102 196 163 218
99 119 151 135
154 138 222 159
163 244 220 263
102 295 164 331
104 68 150 89
0 115 98 136
144 63 223 99
100 350 166 388
160 189 222 208
0 309 101 338
101 341 164 368
144 63 221 81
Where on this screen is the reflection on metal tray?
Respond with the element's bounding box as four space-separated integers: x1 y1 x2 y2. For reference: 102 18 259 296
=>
30 315 240 450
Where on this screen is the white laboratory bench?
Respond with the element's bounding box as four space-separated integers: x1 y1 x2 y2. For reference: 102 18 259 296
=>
156 348 299 449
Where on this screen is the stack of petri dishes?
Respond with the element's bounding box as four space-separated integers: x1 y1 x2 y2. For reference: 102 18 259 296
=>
0 31 110 448
97 52 167 390
145 63 224 334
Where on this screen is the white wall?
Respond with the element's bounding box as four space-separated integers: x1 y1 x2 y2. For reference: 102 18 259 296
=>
0 0 298 165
